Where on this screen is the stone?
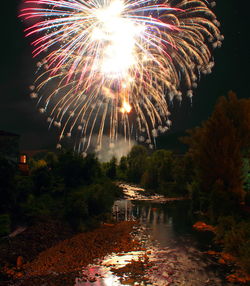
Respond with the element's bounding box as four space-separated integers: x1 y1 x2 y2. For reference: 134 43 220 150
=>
16 256 24 269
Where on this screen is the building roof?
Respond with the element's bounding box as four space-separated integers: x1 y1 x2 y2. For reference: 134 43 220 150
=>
20 149 49 157
0 130 20 137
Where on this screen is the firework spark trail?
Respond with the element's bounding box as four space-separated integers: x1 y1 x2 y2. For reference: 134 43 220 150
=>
20 0 222 153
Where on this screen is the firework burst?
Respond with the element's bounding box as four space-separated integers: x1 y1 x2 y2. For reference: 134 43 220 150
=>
20 0 222 153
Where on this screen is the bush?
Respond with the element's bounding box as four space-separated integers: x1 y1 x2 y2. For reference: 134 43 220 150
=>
0 214 11 236
64 179 121 231
245 192 250 206
84 184 115 216
0 157 17 212
215 216 237 243
21 194 54 222
223 221 250 257
14 175 34 203
31 166 53 194
216 217 250 273
64 190 89 231
239 240 250 273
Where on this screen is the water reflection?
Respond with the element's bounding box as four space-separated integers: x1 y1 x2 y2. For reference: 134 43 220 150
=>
112 198 192 248
75 184 231 286
75 250 146 286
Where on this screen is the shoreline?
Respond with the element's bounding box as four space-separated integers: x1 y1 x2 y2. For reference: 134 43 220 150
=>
1 221 139 286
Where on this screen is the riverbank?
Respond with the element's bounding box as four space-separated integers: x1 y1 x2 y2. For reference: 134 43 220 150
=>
118 182 188 202
0 220 139 286
193 221 250 285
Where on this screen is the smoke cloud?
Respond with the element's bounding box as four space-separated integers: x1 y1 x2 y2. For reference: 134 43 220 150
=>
94 135 136 162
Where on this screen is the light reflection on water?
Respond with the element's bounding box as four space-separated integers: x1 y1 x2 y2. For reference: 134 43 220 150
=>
75 251 146 286
75 184 231 286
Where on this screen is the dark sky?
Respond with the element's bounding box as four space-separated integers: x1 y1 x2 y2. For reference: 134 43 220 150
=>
0 0 249 151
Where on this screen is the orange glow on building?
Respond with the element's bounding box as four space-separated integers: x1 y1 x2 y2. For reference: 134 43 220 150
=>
19 154 29 175
20 154 27 164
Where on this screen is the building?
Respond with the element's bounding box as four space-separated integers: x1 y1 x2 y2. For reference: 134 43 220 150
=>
0 130 20 163
0 130 29 175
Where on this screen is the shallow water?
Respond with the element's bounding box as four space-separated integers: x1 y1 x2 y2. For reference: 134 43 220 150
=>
75 184 235 286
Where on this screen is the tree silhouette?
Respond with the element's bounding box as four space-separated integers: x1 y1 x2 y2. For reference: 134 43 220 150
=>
184 92 250 216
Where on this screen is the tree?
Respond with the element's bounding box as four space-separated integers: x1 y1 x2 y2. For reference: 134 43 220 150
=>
55 151 101 188
141 150 175 190
0 214 11 236
172 154 195 196
117 156 128 180
31 165 53 194
44 151 58 169
103 156 117 179
126 145 148 183
183 92 250 215
0 157 17 212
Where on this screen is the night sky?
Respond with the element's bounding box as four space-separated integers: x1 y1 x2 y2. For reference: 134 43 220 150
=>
0 0 249 151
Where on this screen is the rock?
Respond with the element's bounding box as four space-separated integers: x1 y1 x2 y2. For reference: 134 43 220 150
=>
16 256 24 269
15 271 24 278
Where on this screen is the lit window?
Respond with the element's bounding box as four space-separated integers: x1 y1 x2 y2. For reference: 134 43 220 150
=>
20 155 27 164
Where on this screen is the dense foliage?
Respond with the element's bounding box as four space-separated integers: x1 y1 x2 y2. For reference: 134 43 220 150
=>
103 145 192 198
183 92 250 273
0 150 122 234
183 93 250 218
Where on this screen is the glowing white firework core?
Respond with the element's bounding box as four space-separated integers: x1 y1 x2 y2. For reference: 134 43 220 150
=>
121 100 132 113
92 0 143 78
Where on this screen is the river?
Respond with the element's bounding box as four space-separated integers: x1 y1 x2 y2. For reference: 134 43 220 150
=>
75 183 236 286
